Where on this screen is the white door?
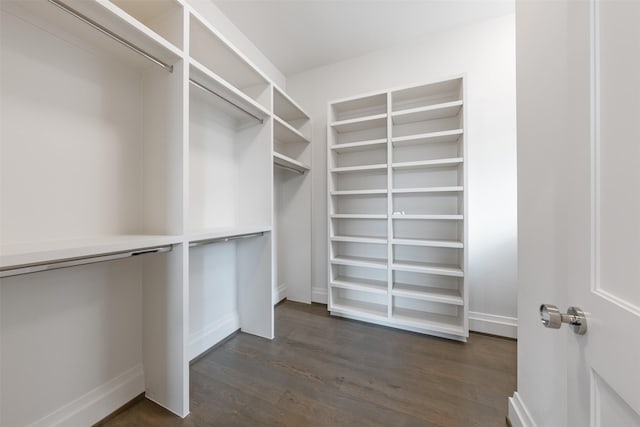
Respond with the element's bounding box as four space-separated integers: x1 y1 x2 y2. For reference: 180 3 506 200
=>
515 0 640 425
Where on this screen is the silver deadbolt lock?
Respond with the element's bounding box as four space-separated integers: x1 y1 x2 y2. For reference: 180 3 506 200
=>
540 304 587 335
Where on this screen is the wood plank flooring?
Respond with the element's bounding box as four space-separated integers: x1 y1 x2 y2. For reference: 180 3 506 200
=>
101 301 516 427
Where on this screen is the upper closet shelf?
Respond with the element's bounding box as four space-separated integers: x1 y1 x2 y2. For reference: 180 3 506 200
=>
330 138 387 153
190 60 270 127
6 0 183 72
273 152 309 174
274 116 310 144
0 234 182 271
331 114 387 134
331 164 387 174
392 158 463 170
273 86 309 122
391 101 463 125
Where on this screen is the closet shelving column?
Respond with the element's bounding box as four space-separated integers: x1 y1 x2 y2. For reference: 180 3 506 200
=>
272 86 312 303
327 92 389 320
187 9 275 361
0 0 190 422
389 78 467 339
327 77 467 340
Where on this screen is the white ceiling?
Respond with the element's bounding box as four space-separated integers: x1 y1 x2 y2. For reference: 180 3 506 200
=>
213 0 515 76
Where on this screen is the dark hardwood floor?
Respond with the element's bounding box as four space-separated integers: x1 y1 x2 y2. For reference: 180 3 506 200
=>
102 301 516 427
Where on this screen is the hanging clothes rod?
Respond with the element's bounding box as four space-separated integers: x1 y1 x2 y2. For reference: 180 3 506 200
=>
189 79 264 124
47 0 174 73
189 232 264 248
0 245 172 278
274 162 306 175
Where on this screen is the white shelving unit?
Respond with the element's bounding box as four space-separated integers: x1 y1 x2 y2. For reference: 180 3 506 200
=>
327 77 467 341
0 1 309 425
272 86 312 303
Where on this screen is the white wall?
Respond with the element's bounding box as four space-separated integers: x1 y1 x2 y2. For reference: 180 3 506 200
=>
286 14 518 337
186 0 286 88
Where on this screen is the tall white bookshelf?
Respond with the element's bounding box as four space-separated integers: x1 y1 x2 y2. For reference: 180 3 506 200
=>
0 0 308 425
327 77 468 341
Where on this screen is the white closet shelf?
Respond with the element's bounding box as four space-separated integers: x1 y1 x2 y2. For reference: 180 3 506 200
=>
391 308 465 336
392 261 463 277
391 214 463 220
331 114 387 134
330 297 388 320
392 283 463 306
392 186 463 194
331 189 387 196
391 100 463 125
392 129 463 146
0 235 182 270
188 225 272 244
273 86 309 122
331 214 388 220
331 255 388 270
392 158 463 170
392 238 463 249
273 115 310 144
9 0 183 71
331 235 387 244
331 277 388 294
273 152 309 174
330 138 387 153
330 164 387 173
190 59 269 125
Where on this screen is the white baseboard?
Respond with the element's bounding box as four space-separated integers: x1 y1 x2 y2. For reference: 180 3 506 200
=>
469 311 518 338
508 392 537 427
273 283 287 305
29 364 144 427
189 312 240 361
311 286 327 304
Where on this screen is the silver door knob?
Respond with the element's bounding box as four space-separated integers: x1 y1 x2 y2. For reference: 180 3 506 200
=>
539 304 587 335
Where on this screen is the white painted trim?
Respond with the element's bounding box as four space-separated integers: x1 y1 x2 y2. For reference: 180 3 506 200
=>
508 392 538 427
273 283 287 305
188 312 240 361
29 365 144 427
311 286 328 304
469 311 517 338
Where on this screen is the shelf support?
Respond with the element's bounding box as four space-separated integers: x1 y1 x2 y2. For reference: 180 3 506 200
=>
48 0 174 73
0 246 173 278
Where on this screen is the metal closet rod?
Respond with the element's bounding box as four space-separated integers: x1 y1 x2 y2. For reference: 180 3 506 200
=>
0 246 173 278
189 232 264 248
274 163 306 175
48 0 174 73
189 79 264 124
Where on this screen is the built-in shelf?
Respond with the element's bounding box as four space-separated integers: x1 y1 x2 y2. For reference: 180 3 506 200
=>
392 129 463 146
391 214 463 220
331 297 388 320
392 261 463 277
391 100 463 125
331 164 387 173
331 255 388 269
392 238 463 249
331 138 387 153
331 114 387 133
392 307 465 336
332 214 388 220
331 235 387 244
0 235 182 271
273 152 309 174
188 225 272 245
190 59 269 127
392 158 463 170
331 189 387 196
331 277 388 294
392 186 463 194
273 85 309 123
273 115 310 144
392 283 463 305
